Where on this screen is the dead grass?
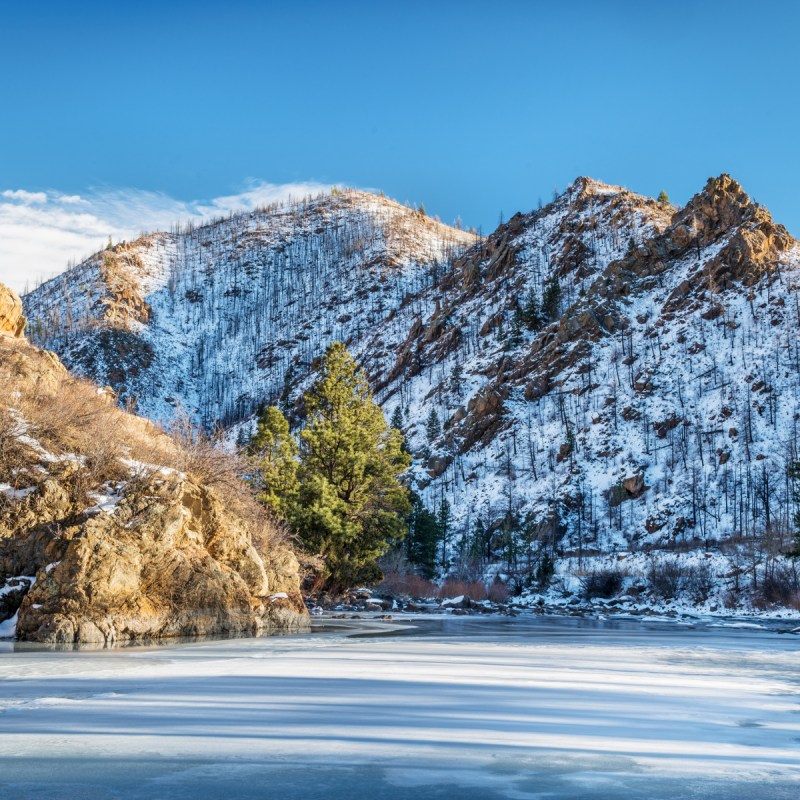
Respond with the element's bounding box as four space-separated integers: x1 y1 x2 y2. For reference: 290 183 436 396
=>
0 337 284 550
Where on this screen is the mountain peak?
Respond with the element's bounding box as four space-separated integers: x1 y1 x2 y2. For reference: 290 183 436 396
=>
567 176 630 198
673 172 791 240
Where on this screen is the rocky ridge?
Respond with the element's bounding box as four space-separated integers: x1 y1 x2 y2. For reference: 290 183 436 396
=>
0 282 26 338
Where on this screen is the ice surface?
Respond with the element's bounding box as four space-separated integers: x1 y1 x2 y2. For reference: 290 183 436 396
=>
0 617 798 799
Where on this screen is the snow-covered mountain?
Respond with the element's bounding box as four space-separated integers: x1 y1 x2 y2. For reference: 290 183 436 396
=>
25 189 476 426
25 176 800 579
367 175 800 564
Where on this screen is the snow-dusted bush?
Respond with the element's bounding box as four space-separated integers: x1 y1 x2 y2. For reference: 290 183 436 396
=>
684 562 716 604
754 562 800 610
487 579 510 603
581 568 625 599
647 557 686 600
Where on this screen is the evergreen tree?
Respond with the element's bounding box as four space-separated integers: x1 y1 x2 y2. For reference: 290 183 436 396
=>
293 342 411 590
657 190 670 205
521 287 541 329
249 405 298 518
786 461 800 557
426 408 441 442
390 404 410 455
542 276 561 320
406 492 441 578
390 405 404 430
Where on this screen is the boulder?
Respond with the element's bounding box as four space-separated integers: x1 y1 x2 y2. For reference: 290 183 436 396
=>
0 282 26 338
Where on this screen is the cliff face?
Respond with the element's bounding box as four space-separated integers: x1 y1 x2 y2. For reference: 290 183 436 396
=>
0 300 306 645
8 477 304 645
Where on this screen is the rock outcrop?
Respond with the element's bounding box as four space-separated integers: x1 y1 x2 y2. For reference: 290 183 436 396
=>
0 282 25 337
8 477 305 645
0 288 307 645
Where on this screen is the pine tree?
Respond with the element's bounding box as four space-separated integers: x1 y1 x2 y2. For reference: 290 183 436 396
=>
390 405 404 430
657 190 670 205
406 492 441 578
542 276 561 320
249 405 298 518
293 342 411 591
426 408 441 442
391 404 410 454
521 287 541 329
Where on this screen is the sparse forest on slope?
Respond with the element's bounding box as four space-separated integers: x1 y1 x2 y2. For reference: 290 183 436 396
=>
24 178 800 611
25 189 475 426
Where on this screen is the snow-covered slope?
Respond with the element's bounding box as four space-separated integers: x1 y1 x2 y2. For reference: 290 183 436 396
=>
373 175 800 571
25 189 476 426
25 176 800 604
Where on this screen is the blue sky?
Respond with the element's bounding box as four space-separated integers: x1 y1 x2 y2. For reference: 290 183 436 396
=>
1 0 799 290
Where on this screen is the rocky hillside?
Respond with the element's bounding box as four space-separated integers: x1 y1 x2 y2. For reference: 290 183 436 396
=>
23 177 800 608
25 189 476 427
1 282 306 644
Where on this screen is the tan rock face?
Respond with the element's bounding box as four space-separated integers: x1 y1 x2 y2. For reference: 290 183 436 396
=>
0 333 307 645
10 477 307 645
0 282 26 337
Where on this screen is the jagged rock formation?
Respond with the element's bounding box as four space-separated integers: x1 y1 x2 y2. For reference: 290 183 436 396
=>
0 303 306 644
23 177 800 592
0 283 26 338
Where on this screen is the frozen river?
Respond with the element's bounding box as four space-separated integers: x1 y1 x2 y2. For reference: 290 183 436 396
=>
1 615 799 799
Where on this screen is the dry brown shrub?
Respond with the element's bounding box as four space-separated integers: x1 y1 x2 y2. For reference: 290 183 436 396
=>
487 580 510 604
438 578 489 601
165 409 285 551
378 572 437 598
0 339 283 550
0 408 29 481
464 581 488 601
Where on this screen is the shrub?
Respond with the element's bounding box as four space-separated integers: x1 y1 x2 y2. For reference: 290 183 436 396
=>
438 578 469 599
756 562 800 608
487 579 510 604
685 562 716 603
378 571 437 599
647 557 685 599
535 553 556 587
582 568 625 599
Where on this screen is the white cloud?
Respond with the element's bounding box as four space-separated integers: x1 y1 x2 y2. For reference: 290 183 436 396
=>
0 181 332 294
2 189 48 204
